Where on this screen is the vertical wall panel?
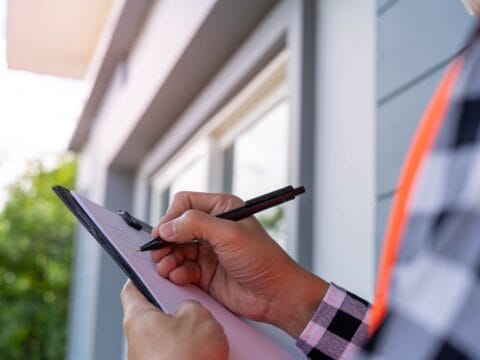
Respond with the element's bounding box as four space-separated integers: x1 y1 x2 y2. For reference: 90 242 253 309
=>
92 169 133 360
315 0 376 300
287 0 317 270
66 227 101 360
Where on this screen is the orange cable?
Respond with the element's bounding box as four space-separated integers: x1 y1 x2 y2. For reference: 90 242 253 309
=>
369 59 463 334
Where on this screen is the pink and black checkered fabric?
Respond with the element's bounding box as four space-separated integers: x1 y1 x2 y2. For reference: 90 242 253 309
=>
296 284 370 359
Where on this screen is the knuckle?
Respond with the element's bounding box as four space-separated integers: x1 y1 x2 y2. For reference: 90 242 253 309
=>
180 209 198 225
171 191 191 206
170 250 185 265
152 223 160 234
122 302 151 333
177 300 203 315
219 194 243 209
122 316 131 332
171 191 185 203
122 306 136 332
230 194 244 205
120 285 127 300
182 299 200 310
198 306 211 319
120 281 131 303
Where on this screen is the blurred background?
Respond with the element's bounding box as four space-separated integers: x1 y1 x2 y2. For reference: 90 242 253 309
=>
0 0 88 358
0 0 475 359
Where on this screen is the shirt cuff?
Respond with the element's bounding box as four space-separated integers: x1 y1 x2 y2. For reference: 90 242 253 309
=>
295 283 371 359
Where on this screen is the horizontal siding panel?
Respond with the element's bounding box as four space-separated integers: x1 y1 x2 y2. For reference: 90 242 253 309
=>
377 0 475 101
377 67 444 195
377 0 391 10
377 0 398 15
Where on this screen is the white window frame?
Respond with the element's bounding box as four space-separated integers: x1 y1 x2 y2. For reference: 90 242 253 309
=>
148 52 289 226
134 0 318 267
147 53 294 259
206 51 289 193
149 139 209 223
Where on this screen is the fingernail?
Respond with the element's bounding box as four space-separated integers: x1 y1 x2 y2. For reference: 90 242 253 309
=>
159 221 175 238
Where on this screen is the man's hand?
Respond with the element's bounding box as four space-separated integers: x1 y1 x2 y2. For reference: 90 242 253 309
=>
121 280 228 360
150 191 329 338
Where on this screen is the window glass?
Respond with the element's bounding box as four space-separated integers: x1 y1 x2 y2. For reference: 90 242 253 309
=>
150 141 208 222
225 99 290 248
168 155 207 201
158 187 170 217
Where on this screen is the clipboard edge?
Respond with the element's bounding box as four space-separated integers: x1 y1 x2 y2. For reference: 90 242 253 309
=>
52 185 162 309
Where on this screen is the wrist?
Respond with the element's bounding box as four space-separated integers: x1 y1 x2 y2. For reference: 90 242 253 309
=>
267 266 329 338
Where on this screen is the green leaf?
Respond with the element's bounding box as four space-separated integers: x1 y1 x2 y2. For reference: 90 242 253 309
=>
0 155 77 359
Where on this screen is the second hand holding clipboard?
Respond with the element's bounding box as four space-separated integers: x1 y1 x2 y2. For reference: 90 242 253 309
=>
119 185 305 252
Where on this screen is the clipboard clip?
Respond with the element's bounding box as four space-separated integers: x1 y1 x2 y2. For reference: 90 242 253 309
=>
118 210 153 233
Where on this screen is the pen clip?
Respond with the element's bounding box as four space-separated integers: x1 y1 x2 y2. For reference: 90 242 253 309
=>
118 210 153 233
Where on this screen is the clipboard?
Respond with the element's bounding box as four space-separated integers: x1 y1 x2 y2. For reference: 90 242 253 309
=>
53 186 305 360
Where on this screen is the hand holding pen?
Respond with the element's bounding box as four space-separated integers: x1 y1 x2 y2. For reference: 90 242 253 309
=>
119 186 305 251
145 186 329 339
140 185 304 251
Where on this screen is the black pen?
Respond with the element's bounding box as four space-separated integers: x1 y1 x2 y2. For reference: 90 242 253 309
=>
138 185 305 252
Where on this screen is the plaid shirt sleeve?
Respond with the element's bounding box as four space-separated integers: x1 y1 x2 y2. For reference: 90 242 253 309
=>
296 283 371 359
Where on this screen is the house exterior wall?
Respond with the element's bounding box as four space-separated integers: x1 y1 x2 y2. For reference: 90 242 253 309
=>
313 0 376 300
83 0 219 170
66 0 475 358
375 0 476 261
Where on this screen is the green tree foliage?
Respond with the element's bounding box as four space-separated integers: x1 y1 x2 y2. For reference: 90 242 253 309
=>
258 207 284 233
0 157 77 360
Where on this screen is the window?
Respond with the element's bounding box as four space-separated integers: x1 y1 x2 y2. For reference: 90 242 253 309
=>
150 140 208 222
150 52 291 250
221 100 290 248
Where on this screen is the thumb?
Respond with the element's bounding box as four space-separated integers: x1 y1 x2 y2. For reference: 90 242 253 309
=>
121 280 171 340
121 280 160 314
158 209 241 248
175 300 204 316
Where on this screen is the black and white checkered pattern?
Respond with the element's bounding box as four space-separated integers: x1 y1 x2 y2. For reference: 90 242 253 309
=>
358 31 480 360
297 28 480 360
296 284 370 359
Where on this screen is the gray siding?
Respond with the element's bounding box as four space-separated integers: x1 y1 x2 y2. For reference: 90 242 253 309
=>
376 0 476 260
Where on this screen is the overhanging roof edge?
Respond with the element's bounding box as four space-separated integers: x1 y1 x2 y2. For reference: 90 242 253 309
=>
69 0 154 152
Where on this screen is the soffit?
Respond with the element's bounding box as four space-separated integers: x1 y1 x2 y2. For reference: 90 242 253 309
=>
7 0 114 78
